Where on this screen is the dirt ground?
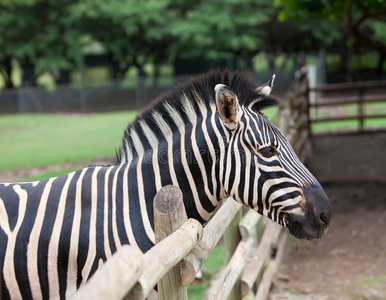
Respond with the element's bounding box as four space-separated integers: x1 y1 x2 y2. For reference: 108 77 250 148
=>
273 133 386 300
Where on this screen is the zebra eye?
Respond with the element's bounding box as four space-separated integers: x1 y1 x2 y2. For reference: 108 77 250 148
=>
258 146 277 158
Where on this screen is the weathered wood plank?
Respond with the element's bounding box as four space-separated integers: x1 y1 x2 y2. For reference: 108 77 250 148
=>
241 223 282 297
125 219 203 300
254 232 288 300
180 199 242 287
71 245 143 300
203 235 254 300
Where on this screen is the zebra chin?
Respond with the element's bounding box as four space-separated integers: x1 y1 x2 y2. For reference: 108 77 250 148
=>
285 183 332 240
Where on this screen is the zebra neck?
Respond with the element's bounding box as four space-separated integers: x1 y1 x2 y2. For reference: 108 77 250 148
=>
119 137 223 223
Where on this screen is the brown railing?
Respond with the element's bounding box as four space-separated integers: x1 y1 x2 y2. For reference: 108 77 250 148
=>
309 80 386 135
70 186 287 300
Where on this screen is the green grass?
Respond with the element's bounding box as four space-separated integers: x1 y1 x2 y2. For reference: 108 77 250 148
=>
312 102 386 132
355 275 382 291
0 111 137 172
21 169 79 181
0 107 279 174
187 245 226 300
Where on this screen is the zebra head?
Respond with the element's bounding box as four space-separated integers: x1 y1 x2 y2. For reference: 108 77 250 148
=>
214 77 331 240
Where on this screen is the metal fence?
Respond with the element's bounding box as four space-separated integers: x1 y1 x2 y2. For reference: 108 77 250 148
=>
0 81 167 114
0 72 292 115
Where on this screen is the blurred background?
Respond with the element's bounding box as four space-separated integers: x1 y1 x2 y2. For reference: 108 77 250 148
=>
0 0 385 113
1 1 386 299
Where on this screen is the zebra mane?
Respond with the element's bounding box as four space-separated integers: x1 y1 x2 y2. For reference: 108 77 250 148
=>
118 70 279 163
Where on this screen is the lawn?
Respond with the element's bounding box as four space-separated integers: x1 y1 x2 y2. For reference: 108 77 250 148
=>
0 111 137 172
0 108 279 175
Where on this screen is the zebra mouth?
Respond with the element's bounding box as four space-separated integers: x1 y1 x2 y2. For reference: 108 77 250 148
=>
286 221 316 240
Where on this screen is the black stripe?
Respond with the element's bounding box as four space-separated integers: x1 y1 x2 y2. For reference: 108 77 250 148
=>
15 180 48 299
185 122 216 214
197 116 214 195
91 167 108 276
247 160 256 208
76 167 94 287
107 166 119 254
226 137 237 192
128 160 154 253
237 145 247 203
115 165 130 245
38 175 67 300
265 182 299 210
141 157 156 231
280 204 301 212
271 191 302 206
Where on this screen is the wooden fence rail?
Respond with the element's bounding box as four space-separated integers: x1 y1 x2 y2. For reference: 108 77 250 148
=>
70 189 286 300
309 80 386 135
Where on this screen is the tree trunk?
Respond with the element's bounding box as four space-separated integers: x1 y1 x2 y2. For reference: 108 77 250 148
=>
267 53 276 74
152 61 161 89
21 57 37 87
1 56 14 89
377 51 385 79
136 64 147 108
56 69 71 85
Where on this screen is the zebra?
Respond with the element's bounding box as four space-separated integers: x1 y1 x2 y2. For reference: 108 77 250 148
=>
0 70 331 299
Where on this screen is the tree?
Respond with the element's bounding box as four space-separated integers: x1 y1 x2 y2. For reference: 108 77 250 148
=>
0 0 85 87
274 0 386 76
169 0 272 63
74 0 179 79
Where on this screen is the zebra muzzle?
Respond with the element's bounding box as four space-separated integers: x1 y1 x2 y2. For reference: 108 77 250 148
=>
286 183 332 240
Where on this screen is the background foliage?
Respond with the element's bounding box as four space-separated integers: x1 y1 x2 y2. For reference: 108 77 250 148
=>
1 0 385 89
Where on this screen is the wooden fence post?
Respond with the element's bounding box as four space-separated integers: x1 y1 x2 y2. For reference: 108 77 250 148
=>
154 185 189 300
223 208 242 300
125 186 203 300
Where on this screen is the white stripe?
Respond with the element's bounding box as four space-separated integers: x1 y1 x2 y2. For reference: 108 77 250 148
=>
27 178 56 300
48 172 75 299
140 120 159 150
0 198 10 235
230 129 243 200
210 103 228 198
197 102 218 202
189 103 217 206
136 157 155 242
130 128 144 154
111 164 125 249
122 163 139 249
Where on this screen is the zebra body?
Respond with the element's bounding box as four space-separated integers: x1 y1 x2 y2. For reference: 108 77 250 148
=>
0 71 331 299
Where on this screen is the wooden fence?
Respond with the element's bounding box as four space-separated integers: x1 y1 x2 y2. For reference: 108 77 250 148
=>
278 72 386 162
309 80 386 136
70 185 286 300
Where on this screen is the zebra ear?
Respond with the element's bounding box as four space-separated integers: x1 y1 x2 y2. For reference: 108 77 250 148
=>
214 84 241 130
257 74 275 95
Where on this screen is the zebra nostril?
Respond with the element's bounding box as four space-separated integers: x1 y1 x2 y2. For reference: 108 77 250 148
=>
319 213 329 226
